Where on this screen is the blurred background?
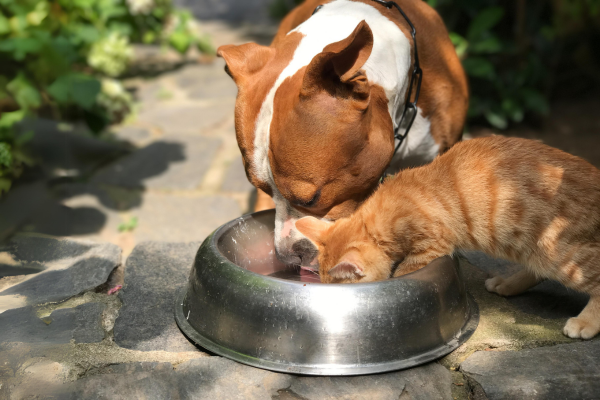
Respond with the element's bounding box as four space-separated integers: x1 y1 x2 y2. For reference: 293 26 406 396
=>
1 0 599 256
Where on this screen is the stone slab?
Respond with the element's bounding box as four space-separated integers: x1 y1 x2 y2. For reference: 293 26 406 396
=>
461 340 600 400
113 241 201 352
174 61 238 101
221 156 254 193
0 303 104 344
0 236 121 308
7 357 452 400
136 103 234 134
281 362 452 400
461 251 588 320
15 118 127 178
132 194 241 243
110 125 152 146
91 136 222 190
0 181 50 242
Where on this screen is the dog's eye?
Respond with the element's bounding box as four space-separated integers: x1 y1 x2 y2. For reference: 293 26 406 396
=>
292 190 321 208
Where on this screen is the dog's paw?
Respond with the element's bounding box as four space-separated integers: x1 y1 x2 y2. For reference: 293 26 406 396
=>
563 317 600 339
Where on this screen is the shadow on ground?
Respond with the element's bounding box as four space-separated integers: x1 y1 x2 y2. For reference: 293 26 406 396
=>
0 119 186 241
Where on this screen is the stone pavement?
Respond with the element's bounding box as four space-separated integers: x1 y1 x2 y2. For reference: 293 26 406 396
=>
2 235 600 399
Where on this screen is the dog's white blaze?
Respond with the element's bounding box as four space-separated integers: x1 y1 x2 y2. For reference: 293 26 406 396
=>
251 0 439 250
253 0 412 186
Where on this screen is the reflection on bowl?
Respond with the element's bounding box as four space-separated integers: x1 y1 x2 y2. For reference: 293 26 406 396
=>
175 210 478 376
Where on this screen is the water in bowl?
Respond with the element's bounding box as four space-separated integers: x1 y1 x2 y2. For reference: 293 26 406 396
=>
217 215 321 283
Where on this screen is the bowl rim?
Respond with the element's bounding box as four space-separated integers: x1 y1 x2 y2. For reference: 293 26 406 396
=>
211 209 446 287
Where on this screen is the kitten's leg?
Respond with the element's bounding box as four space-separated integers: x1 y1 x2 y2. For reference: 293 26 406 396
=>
392 260 434 277
485 268 541 296
563 295 600 339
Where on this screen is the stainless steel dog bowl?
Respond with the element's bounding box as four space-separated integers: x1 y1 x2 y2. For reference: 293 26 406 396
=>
175 210 478 375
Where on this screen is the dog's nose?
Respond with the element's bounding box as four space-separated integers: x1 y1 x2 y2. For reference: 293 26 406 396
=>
275 238 318 266
292 238 318 265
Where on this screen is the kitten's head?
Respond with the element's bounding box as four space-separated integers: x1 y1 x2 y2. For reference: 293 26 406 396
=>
296 216 394 283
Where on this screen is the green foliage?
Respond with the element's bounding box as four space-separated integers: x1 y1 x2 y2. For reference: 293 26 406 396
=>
0 0 214 194
433 0 599 129
118 215 138 232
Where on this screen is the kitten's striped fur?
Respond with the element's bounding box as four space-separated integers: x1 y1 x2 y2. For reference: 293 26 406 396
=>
297 136 600 339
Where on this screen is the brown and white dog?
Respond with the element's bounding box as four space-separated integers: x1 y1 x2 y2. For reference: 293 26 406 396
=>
217 0 468 268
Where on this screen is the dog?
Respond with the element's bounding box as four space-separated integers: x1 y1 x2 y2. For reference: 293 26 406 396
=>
217 0 468 267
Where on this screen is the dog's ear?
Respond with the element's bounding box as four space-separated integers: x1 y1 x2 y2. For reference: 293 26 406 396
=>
295 217 332 246
329 251 366 280
301 20 373 97
217 43 275 85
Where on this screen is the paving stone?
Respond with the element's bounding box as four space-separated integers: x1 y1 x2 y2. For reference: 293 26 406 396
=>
0 303 104 344
15 118 127 178
221 156 254 192
113 241 201 352
179 62 237 100
110 125 152 146
133 194 241 243
136 103 234 134
91 136 222 190
0 236 121 308
461 251 588 320
11 356 452 400
461 340 600 400
281 362 452 400
0 181 50 242
175 0 273 23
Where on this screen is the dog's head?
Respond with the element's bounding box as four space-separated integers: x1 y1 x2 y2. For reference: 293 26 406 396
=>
218 21 394 266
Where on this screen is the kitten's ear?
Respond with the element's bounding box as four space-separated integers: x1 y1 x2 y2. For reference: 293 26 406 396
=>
329 252 366 280
329 262 365 280
295 217 332 245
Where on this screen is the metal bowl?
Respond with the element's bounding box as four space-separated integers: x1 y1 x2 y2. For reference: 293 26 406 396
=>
175 210 478 376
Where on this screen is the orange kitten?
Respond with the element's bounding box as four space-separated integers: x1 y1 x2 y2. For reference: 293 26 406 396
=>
296 136 600 339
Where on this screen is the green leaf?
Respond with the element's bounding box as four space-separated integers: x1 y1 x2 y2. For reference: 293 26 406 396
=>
0 12 10 35
26 1 49 26
0 177 11 194
467 7 504 42
0 142 12 168
0 37 44 60
449 32 468 59
47 74 101 109
0 110 26 129
196 34 215 55
462 57 495 80
7 73 41 110
426 0 438 7
169 31 191 54
501 98 524 123
520 88 550 115
118 216 138 232
71 78 101 109
469 37 503 54
484 109 508 129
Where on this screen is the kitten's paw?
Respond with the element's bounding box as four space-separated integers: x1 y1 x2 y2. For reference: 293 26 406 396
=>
485 276 508 296
563 317 600 339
